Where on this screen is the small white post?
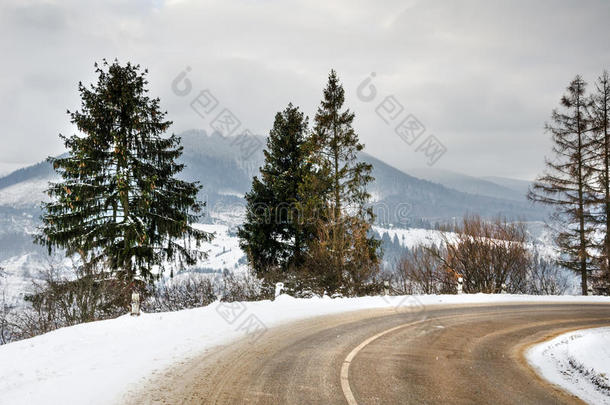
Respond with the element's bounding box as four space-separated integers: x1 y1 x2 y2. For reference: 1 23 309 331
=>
131 291 140 316
501 283 507 294
275 282 284 298
457 277 463 295
587 285 594 296
384 280 390 296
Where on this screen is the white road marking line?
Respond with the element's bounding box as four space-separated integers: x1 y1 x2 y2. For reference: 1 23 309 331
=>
340 319 425 405
339 305 566 404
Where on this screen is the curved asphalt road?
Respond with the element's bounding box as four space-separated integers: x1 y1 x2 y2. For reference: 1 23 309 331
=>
126 303 610 405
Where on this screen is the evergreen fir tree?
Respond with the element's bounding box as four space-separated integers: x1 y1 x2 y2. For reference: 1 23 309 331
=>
392 234 400 247
305 70 381 293
36 60 212 284
310 70 374 221
589 71 610 294
528 76 595 295
238 103 311 277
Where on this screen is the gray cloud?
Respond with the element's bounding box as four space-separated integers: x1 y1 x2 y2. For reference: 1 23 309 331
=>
1 0 609 180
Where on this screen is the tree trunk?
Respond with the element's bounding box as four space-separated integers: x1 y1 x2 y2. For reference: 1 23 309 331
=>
577 106 588 296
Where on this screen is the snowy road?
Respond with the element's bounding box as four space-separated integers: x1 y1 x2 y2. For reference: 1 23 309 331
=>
125 303 610 404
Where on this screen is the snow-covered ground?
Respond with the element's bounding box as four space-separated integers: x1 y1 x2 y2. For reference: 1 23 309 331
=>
1 294 610 405
190 223 245 272
527 327 610 404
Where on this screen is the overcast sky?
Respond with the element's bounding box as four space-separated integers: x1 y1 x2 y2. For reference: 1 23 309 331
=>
1 0 609 180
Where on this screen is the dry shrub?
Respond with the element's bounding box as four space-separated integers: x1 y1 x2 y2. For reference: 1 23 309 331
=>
395 215 569 295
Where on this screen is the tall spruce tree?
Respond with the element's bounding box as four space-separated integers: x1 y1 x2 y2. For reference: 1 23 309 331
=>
310 70 374 221
238 103 311 277
528 76 595 295
37 60 211 284
589 71 610 294
306 70 380 293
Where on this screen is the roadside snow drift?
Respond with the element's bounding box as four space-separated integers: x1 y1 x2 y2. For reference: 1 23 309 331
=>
1 294 610 405
527 326 610 404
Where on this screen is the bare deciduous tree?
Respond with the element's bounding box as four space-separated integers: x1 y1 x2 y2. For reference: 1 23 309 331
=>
394 246 452 295
428 216 530 294
393 216 571 296
526 251 570 295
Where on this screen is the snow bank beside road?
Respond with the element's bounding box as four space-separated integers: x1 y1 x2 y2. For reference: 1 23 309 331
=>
1 294 610 405
527 327 610 404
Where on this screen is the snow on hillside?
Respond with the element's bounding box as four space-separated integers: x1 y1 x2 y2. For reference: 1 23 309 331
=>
1 294 610 405
374 224 557 257
0 211 39 237
527 327 610 404
0 178 51 208
190 223 245 272
208 206 246 228
373 225 450 248
0 254 73 305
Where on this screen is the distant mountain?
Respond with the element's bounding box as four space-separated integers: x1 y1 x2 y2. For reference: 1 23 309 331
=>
178 130 263 208
480 175 532 198
405 167 528 202
0 159 55 190
0 129 548 223
365 159 546 224
176 131 548 223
